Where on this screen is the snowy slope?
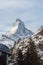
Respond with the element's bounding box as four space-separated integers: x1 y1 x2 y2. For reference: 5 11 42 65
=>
0 19 33 48
32 25 43 60
11 25 43 61
6 19 33 37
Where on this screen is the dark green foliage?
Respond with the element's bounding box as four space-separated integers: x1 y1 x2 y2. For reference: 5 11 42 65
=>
24 47 31 65
24 37 40 65
17 49 24 65
16 38 40 65
29 38 40 65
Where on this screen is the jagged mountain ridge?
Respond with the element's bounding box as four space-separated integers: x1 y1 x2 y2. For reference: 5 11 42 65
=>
32 25 43 60
37 25 43 35
6 19 33 37
11 25 43 61
0 19 33 48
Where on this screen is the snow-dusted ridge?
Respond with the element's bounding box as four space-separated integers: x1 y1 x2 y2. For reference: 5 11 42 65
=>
0 19 33 48
32 26 43 60
0 19 43 62
11 25 43 61
6 19 33 36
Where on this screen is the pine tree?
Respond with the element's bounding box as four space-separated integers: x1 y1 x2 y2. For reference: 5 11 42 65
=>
17 49 24 65
29 37 40 65
24 47 31 65
24 37 40 65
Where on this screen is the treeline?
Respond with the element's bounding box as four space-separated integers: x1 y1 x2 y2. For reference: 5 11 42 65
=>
16 38 41 65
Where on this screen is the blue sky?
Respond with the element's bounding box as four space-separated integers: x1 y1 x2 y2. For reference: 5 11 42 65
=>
0 0 43 34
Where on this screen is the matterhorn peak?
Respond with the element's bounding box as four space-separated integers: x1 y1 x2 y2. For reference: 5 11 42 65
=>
6 19 33 37
16 18 22 22
0 19 33 48
13 18 24 27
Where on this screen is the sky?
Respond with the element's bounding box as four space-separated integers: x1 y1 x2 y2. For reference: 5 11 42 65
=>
0 0 43 34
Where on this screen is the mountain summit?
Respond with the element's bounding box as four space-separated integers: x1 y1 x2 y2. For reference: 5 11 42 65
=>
0 19 33 48
7 19 33 37
13 19 25 27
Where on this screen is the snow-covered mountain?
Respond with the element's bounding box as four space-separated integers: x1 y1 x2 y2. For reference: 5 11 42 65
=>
32 25 43 60
6 19 33 39
0 19 33 48
11 25 43 62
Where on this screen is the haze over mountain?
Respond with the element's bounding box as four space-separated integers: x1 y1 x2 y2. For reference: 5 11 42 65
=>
0 19 33 48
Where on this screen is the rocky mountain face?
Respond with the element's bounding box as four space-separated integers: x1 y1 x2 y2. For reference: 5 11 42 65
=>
0 19 43 64
6 19 33 38
0 19 33 48
10 25 43 62
37 25 43 35
33 25 43 60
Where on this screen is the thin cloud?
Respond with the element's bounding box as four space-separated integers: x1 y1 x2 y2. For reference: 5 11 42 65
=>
0 0 43 33
0 0 37 9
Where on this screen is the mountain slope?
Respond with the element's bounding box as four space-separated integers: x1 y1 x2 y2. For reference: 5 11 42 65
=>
33 25 43 60
0 19 33 48
6 19 33 37
37 25 43 35
11 25 43 61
